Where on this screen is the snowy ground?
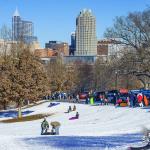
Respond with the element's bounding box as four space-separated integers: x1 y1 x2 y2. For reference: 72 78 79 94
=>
0 101 150 150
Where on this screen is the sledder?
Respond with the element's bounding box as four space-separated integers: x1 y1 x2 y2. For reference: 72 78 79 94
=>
69 112 79 120
50 121 61 135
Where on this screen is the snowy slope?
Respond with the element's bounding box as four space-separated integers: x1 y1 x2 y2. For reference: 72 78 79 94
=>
0 102 150 150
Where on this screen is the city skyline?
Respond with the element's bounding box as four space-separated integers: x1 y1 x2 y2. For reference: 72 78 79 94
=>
0 0 149 47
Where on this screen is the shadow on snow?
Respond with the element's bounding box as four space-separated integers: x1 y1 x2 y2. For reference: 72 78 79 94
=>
0 110 34 118
22 133 142 149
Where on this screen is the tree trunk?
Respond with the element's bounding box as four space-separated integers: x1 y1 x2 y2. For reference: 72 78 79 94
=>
18 106 22 118
3 100 7 110
18 99 22 118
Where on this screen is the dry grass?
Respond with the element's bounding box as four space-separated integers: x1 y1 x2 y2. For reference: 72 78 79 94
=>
0 113 54 123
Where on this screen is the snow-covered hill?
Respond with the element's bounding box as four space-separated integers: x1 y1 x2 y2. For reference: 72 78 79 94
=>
0 102 150 150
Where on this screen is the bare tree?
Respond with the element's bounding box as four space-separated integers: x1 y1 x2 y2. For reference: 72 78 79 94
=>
104 7 150 88
75 62 94 92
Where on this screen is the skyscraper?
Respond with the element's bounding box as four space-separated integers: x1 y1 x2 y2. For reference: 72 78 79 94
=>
12 8 37 43
69 32 76 55
75 9 97 56
12 8 21 41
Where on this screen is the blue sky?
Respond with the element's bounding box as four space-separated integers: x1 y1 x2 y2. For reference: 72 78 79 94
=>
0 0 149 47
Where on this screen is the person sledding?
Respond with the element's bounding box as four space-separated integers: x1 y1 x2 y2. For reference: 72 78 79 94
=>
50 121 61 135
64 106 72 113
41 117 49 135
69 112 79 120
51 125 56 135
49 102 53 107
73 105 76 111
48 102 60 107
67 106 72 113
75 112 79 119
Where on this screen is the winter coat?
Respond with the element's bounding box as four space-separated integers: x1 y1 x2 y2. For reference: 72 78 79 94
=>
41 120 49 129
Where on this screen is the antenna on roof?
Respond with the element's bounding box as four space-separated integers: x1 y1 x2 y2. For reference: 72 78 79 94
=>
13 7 20 17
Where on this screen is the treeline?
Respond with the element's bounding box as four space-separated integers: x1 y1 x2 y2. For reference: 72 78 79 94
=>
48 7 150 92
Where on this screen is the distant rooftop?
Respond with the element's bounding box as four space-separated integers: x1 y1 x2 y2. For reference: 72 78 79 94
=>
13 8 20 17
79 9 93 17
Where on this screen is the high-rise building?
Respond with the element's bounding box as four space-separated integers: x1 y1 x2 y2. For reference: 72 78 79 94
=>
75 9 97 56
12 8 21 41
69 32 76 55
12 8 37 44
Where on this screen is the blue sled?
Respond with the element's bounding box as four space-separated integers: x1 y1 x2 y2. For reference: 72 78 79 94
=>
48 103 60 107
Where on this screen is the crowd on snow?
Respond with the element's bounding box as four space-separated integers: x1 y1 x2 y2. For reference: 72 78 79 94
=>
40 89 150 136
43 89 150 108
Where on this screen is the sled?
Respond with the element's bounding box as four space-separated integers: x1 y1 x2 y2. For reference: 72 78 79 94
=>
48 103 60 107
69 116 78 120
64 110 72 113
120 102 128 107
90 103 99 106
41 132 54 135
128 143 150 150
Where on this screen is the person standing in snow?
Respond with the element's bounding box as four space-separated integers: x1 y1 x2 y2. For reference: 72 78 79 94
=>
137 93 144 107
104 96 108 105
41 117 49 135
99 94 104 105
129 92 135 107
85 96 89 104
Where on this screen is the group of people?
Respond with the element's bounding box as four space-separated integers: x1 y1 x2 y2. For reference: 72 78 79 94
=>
98 95 109 105
41 118 60 135
43 92 81 103
67 105 79 119
41 105 80 135
67 105 76 113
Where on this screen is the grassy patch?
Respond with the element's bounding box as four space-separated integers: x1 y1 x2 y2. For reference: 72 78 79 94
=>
0 113 54 123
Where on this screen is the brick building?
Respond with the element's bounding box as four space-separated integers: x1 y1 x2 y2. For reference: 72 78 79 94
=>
45 41 69 56
34 48 57 58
